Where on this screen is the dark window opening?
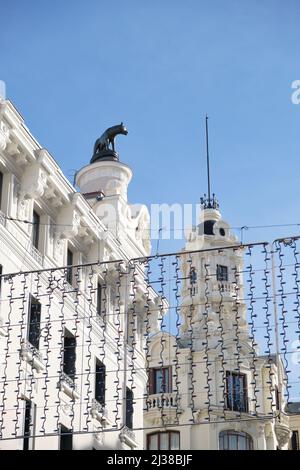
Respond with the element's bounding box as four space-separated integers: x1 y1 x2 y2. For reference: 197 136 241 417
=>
28 296 41 350
63 331 76 381
23 399 33 450
66 248 73 285
32 210 40 250
291 431 299 450
219 228 226 236
149 367 172 394
95 359 106 406
60 425 72 450
96 282 102 316
125 387 134 429
147 431 180 450
190 267 197 284
226 371 248 413
275 386 280 411
217 264 228 282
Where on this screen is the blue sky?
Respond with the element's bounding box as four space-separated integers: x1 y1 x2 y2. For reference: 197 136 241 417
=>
1 0 300 253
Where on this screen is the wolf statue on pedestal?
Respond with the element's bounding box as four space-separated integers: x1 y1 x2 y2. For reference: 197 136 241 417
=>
91 123 128 163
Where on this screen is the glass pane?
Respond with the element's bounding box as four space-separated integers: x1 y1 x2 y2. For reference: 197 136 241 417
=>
170 433 180 450
160 433 169 450
164 368 169 392
238 435 246 450
229 434 237 450
148 434 158 450
156 370 163 393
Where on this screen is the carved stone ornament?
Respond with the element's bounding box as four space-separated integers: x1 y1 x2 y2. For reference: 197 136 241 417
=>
275 423 292 449
0 120 9 151
20 162 47 200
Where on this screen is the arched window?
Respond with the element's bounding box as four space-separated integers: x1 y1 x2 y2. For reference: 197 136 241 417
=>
219 430 253 450
147 431 180 450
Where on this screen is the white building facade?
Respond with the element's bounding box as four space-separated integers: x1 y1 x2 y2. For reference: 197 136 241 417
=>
0 98 162 450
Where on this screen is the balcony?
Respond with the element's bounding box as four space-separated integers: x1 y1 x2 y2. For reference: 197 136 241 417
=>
0 317 6 337
20 339 45 372
146 392 178 411
119 426 138 448
0 210 6 227
90 399 111 426
225 393 250 414
59 371 80 399
64 282 78 301
30 245 44 266
212 281 237 296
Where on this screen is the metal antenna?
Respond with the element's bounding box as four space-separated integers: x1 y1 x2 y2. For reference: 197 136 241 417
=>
205 115 211 205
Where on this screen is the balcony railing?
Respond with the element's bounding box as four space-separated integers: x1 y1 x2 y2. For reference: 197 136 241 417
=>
20 339 45 372
91 399 107 417
146 392 178 410
0 210 6 227
30 245 44 266
225 393 249 413
21 339 43 363
59 371 80 399
64 282 78 300
212 281 237 295
119 426 137 448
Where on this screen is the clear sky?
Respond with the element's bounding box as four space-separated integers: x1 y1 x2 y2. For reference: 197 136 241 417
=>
1 0 300 253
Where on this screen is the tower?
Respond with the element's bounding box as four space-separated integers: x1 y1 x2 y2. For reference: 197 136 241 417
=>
75 125 151 258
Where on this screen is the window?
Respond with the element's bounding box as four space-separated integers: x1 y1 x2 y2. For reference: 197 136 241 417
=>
66 248 74 285
147 431 180 450
125 388 134 429
217 264 228 282
63 330 76 380
60 425 72 450
23 399 36 450
127 311 135 346
32 210 40 250
0 171 3 211
28 296 41 350
95 359 106 405
290 431 299 450
190 267 197 284
96 282 102 316
275 385 280 410
219 430 253 450
226 371 248 413
149 367 172 394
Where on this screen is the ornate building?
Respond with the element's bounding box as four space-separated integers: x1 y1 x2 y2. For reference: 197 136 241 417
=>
0 98 162 450
144 198 294 450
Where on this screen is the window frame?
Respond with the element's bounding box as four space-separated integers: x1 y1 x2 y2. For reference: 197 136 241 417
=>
225 371 248 413
125 387 134 429
147 431 180 450
66 247 74 286
63 329 76 381
60 424 73 450
291 430 299 450
95 358 106 406
27 295 41 350
149 366 172 395
216 264 228 282
219 430 253 450
23 399 36 451
32 209 40 250
96 281 102 317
